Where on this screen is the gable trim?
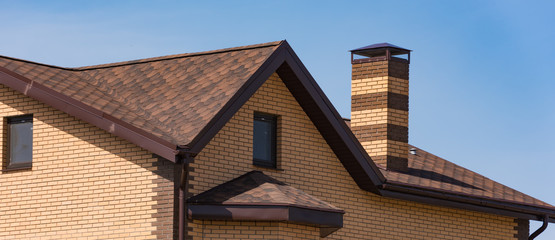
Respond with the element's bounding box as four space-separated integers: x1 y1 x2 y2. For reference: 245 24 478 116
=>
278 43 386 191
184 42 288 153
0 67 179 162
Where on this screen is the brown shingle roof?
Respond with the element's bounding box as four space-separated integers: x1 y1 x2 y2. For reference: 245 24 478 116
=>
382 145 554 209
188 171 343 213
343 119 554 212
187 171 344 237
0 41 282 146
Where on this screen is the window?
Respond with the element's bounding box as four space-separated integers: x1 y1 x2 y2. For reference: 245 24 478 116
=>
6 115 33 169
253 112 277 168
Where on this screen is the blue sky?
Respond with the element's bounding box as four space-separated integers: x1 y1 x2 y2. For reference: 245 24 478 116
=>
1 0 554 238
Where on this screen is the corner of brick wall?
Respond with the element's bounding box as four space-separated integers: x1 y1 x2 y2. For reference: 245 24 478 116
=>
186 164 195 240
514 218 529 240
151 155 176 239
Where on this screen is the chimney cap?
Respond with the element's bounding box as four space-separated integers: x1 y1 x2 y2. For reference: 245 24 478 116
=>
350 43 411 52
350 43 412 63
350 43 411 59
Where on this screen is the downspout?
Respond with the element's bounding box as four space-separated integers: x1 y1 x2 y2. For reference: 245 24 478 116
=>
178 153 192 240
529 215 549 240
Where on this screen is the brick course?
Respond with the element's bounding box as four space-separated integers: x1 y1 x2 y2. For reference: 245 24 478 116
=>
189 220 319 240
151 156 177 239
351 92 408 111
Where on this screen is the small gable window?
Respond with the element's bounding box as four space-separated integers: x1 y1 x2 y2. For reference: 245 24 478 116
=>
253 112 277 168
6 115 33 169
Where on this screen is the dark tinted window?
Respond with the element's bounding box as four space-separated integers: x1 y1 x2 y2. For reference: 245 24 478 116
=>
7 115 33 168
253 113 276 168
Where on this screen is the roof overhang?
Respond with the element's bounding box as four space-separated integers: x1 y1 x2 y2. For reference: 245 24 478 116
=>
188 204 343 237
0 66 180 162
380 182 555 223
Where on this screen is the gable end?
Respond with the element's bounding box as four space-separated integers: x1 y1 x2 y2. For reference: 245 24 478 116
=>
182 41 386 193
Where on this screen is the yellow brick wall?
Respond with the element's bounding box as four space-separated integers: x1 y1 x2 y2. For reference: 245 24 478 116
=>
190 220 319 240
0 84 174 239
351 76 409 96
190 73 518 239
350 108 408 127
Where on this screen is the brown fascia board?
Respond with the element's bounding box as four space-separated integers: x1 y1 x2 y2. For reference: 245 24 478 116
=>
183 40 386 193
380 183 555 223
187 202 345 214
188 204 343 237
0 67 179 162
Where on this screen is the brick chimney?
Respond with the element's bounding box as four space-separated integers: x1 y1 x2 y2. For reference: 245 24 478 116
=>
350 43 411 172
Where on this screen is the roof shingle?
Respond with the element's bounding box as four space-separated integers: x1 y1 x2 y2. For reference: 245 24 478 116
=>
382 145 554 209
188 171 343 213
344 119 554 211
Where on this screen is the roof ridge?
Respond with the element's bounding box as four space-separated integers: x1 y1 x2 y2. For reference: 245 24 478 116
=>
75 40 284 70
0 40 284 72
0 54 73 71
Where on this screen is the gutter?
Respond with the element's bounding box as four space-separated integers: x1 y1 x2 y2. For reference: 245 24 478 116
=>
529 215 549 240
0 67 180 161
379 183 555 223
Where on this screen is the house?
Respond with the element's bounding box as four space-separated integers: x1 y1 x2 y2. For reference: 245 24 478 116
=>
0 40 553 239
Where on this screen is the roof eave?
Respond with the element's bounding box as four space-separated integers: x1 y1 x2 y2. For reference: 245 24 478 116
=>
188 204 343 237
0 66 179 162
380 182 555 222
